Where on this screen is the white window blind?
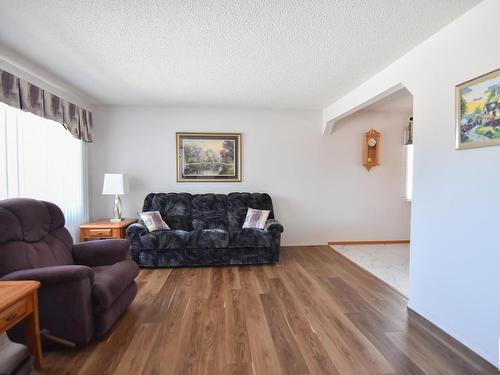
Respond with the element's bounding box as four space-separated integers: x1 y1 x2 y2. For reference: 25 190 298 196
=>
0 102 87 240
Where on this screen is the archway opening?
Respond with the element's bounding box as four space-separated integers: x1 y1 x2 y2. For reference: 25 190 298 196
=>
329 86 414 297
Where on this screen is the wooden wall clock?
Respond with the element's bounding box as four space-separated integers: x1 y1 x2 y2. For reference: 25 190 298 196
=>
363 129 380 171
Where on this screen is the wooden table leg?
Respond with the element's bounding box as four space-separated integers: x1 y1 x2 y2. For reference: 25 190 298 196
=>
24 291 43 370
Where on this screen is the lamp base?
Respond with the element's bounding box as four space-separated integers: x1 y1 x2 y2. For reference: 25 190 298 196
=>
110 195 123 223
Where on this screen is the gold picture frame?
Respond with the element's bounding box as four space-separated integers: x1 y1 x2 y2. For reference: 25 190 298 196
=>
176 132 242 182
456 68 500 150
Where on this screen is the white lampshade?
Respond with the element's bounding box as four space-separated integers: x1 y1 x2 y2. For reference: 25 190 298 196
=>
102 173 129 195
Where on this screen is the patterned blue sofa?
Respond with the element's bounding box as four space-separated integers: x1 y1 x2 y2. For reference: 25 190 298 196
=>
126 192 283 267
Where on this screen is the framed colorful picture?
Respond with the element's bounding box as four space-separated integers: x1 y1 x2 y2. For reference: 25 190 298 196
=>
176 132 241 182
456 68 500 149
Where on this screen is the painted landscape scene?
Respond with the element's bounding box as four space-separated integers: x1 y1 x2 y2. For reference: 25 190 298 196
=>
182 139 235 176
459 70 500 148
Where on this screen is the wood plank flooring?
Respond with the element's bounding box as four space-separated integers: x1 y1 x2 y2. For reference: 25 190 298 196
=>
40 246 496 374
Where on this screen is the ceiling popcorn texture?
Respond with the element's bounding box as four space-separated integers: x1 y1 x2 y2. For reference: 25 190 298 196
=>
0 0 480 108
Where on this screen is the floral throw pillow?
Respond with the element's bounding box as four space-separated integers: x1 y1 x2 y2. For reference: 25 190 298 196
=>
242 208 270 229
139 211 170 232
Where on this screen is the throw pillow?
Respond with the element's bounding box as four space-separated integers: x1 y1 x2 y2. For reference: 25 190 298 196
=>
242 208 270 229
139 211 170 232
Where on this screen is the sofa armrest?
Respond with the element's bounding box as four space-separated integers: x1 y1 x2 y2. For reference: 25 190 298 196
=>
126 222 149 237
1 265 94 285
73 239 130 267
126 222 149 263
265 219 284 233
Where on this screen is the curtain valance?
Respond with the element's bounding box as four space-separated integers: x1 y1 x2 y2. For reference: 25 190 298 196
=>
0 68 93 142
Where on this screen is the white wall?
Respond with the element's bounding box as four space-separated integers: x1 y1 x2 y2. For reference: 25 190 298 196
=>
0 45 96 111
322 0 500 366
89 107 410 246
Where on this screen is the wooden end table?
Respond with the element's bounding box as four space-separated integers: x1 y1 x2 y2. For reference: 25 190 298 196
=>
79 218 137 242
0 281 43 370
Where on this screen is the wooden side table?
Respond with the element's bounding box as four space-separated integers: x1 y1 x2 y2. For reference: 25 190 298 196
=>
80 218 137 242
0 281 43 371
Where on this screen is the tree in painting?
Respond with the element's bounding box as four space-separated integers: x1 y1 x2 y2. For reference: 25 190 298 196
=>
219 140 234 163
458 70 500 147
184 143 202 163
182 138 236 177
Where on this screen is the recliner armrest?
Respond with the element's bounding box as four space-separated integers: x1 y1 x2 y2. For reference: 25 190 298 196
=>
264 219 284 233
1 265 94 285
73 239 130 267
2 265 96 346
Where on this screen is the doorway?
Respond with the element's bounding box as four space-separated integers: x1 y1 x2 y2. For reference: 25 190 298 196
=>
330 87 413 297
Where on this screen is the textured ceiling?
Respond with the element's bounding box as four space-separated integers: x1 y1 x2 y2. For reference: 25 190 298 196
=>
0 0 480 108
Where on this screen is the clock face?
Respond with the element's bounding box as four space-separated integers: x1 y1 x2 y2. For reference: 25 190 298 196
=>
367 137 377 147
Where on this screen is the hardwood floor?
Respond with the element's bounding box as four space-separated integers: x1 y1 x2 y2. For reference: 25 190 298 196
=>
41 246 496 374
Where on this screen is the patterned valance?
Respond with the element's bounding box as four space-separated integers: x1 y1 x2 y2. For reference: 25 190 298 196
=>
0 69 93 143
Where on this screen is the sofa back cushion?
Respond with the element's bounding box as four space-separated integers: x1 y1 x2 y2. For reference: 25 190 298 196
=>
142 193 193 231
227 193 274 231
141 192 275 233
0 198 74 277
191 194 228 230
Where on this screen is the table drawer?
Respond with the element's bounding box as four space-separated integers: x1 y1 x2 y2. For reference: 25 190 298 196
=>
86 228 113 238
0 298 28 331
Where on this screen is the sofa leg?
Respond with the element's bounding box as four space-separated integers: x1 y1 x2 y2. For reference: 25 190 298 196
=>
40 329 76 348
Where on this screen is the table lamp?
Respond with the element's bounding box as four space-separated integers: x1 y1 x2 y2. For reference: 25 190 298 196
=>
102 173 129 222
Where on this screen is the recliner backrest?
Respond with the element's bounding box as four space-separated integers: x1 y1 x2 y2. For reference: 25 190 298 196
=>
0 198 74 277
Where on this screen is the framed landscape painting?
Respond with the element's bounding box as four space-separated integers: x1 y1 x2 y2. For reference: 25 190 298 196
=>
456 68 500 149
176 132 241 182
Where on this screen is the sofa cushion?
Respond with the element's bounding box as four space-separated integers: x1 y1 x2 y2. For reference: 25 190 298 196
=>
191 193 228 230
229 229 273 248
227 193 274 231
195 229 229 248
140 230 194 250
142 193 193 231
92 260 139 311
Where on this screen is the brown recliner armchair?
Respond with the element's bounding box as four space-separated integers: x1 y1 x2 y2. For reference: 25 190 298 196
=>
0 198 138 346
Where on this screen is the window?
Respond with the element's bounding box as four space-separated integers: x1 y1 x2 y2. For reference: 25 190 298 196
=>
0 102 87 239
405 144 413 202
